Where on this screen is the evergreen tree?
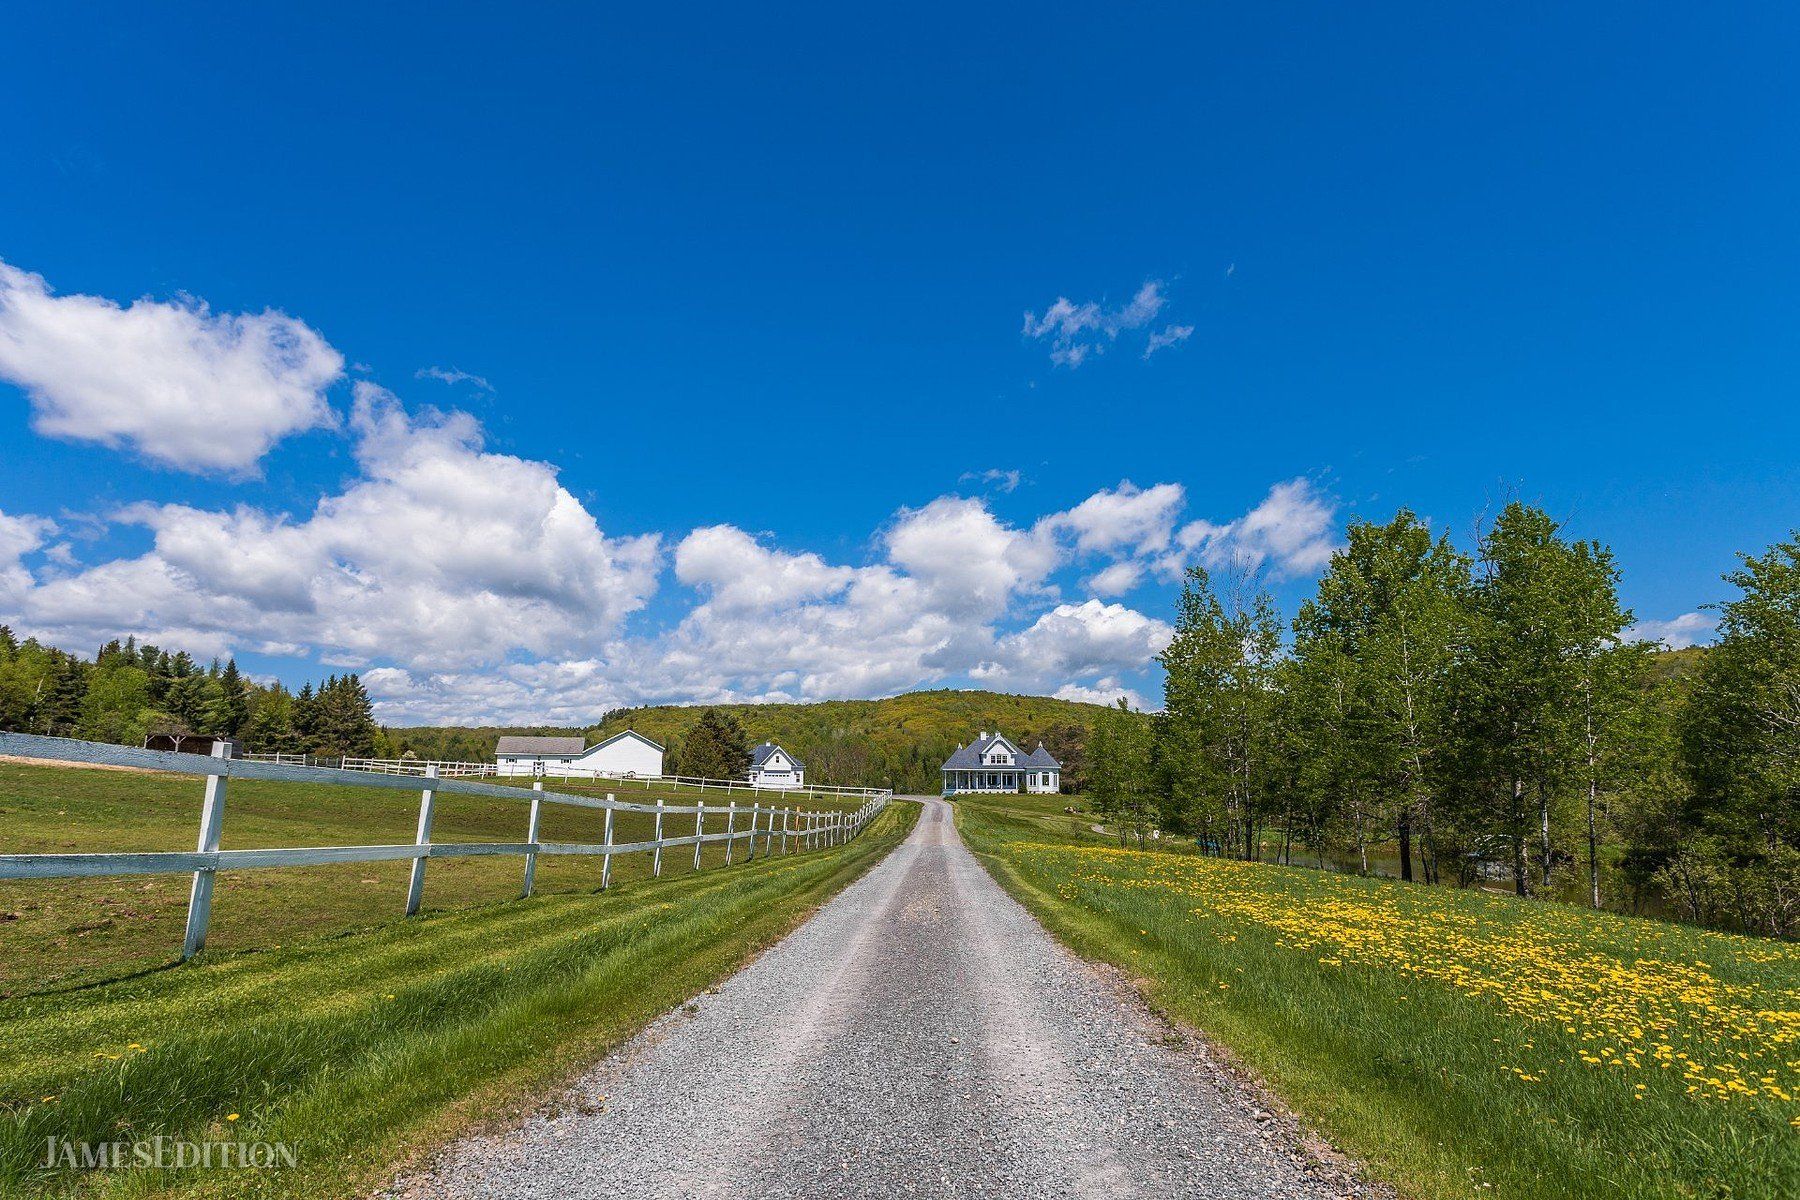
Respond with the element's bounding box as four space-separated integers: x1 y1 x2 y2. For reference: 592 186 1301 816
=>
165 673 210 732
293 683 321 750
676 709 753 779
203 658 251 738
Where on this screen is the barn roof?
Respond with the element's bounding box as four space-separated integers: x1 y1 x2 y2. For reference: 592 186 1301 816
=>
495 736 585 756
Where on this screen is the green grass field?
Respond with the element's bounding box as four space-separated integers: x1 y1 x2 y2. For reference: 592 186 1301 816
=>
0 775 917 1199
0 760 870 995
957 792 1800 1200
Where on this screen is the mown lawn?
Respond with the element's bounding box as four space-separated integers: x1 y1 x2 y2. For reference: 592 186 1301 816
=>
0 793 917 1198
957 792 1800 1200
0 760 869 994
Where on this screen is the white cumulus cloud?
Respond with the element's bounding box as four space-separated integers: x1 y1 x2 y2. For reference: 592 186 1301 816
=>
0 259 343 473
1167 478 1341 579
974 600 1174 695
1626 611 1715 650
8 384 661 669
1040 480 1185 556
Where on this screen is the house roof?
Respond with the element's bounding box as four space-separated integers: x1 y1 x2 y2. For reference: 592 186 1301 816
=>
750 741 804 770
941 732 1060 771
495 736 585 756
588 728 665 753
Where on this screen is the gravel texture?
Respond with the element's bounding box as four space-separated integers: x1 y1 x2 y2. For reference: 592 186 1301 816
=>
391 798 1377 1200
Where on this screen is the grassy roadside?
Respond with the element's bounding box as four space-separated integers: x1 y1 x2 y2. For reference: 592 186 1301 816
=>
957 793 1799 1200
1 799 918 1198
0 759 870 994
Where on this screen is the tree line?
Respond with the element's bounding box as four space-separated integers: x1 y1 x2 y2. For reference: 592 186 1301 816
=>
1086 503 1799 939
0 632 380 757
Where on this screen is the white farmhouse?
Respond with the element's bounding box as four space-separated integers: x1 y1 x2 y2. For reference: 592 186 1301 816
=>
494 730 665 778
941 731 1060 796
747 741 805 789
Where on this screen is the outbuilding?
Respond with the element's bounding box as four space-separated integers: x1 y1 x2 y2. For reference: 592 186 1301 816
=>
747 741 805 789
494 730 665 778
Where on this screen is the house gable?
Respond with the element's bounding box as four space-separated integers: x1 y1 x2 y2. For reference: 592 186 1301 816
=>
979 734 1021 765
575 728 665 760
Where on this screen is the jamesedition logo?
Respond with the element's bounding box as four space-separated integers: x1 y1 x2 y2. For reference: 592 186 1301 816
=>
43 1137 297 1170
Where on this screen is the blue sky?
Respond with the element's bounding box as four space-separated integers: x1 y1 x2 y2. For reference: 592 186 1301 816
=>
1 4 1795 722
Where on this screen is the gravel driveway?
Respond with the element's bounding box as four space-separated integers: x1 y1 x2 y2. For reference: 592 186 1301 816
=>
393 797 1375 1199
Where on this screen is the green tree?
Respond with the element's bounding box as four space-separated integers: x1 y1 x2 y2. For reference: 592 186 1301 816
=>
77 660 152 745
1678 533 1800 936
165 673 210 732
1158 566 1284 861
1445 503 1632 896
1282 627 1369 869
1294 511 1472 882
312 674 379 756
245 686 304 754
203 658 251 738
677 709 753 780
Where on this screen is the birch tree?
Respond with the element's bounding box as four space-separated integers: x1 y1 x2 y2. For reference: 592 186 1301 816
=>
1293 511 1470 882
1158 566 1283 861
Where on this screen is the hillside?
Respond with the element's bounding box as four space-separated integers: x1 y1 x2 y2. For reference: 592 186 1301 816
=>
382 690 1114 794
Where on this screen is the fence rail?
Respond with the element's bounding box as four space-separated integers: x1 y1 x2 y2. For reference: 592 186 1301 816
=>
338 756 496 778
327 754 890 799
0 732 890 960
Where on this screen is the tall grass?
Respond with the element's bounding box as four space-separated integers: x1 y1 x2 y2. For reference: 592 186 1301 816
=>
958 795 1799 1200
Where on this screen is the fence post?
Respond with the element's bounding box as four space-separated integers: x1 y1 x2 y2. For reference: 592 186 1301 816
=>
180 742 232 960
600 799 615 889
746 802 761 862
724 800 738 864
652 794 665 877
781 807 791 855
405 764 438 916
693 800 706 871
522 780 544 897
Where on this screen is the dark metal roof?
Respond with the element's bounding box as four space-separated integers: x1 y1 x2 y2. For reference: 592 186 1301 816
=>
751 741 804 770
941 733 1060 771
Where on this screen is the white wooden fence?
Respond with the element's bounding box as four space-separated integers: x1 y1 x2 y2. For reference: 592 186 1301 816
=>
0 733 890 961
330 755 891 800
338 756 497 778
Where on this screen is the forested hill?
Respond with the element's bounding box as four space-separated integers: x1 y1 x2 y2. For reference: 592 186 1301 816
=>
383 690 1112 795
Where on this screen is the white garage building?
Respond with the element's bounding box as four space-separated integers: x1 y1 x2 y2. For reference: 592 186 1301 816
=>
747 742 805 789
494 730 665 778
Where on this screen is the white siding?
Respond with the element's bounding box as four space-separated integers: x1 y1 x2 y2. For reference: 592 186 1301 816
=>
575 733 663 777
495 732 664 779
748 747 805 789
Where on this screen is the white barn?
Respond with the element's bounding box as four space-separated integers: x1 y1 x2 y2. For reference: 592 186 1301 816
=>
747 742 805 789
494 730 665 778
941 731 1060 796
